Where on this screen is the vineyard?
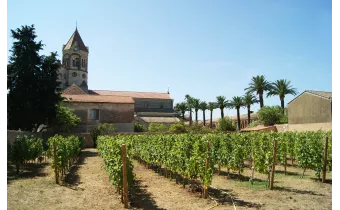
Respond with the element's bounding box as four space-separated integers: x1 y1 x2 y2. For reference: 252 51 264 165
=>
97 131 332 205
8 134 83 184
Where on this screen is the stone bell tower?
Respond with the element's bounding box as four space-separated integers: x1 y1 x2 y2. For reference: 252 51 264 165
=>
58 27 89 93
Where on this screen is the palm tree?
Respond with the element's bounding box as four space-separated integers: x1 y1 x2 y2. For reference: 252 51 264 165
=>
228 96 245 130
267 79 297 112
185 94 193 126
243 93 258 125
208 102 216 128
200 101 208 126
244 75 271 108
191 98 201 123
174 102 188 120
216 96 228 119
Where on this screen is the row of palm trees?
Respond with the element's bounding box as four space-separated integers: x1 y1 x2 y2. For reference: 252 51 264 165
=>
174 75 297 130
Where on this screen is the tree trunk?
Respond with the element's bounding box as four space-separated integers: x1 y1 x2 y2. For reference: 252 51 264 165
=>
237 108 241 131
203 110 206 126
210 110 213 128
220 108 224 119
195 109 198 122
247 105 251 125
182 111 185 120
259 94 264 108
281 99 285 113
189 108 192 126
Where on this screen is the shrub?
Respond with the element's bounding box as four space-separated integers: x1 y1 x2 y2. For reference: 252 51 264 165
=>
55 105 81 132
187 122 213 133
247 121 261 128
134 122 146 132
168 123 187 133
148 123 169 132
98 123 117 134
257 106 283 126
217 117 236 132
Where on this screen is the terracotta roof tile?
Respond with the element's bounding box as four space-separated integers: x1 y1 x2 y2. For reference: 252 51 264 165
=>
62 94 134 104
62 84 87 95
88 90 171 99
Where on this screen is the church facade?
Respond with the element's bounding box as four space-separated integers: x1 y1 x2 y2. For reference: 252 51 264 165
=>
58 28 178 132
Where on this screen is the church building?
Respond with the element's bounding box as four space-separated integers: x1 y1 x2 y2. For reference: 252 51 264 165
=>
58 28 178 132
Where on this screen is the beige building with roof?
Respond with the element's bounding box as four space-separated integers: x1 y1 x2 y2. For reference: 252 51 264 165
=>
284 90 332 132
287 90 332 125
58 28 177 132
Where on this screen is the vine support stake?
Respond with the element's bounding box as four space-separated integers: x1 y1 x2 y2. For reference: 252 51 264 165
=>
270 140 277 190
322 136 329 183
53 143 59 184
122 144 128 208
204 142 210 199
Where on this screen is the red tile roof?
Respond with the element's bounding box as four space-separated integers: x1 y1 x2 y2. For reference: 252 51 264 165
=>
62 94 134 104
88 90 171 99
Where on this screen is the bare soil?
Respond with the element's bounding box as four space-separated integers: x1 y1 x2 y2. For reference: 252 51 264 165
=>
8 149 332 210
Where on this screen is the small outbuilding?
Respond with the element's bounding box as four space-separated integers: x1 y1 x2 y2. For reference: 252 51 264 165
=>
287 90 331 129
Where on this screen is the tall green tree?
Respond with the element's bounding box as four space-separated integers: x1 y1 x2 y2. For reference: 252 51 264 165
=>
216 96 228 119
191 98 201 123
267 79 297 112
185 94 193 126
207 102 216 128
54 105 80 132
200 101 208 126
7 25 62 131
228 96 245 130
174 102 188 120
243 93 258 125
244 75 271 108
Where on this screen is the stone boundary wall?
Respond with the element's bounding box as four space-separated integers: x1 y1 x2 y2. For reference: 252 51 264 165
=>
276 123 332 132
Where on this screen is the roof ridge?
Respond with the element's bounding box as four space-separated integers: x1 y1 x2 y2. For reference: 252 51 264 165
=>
90 89 169 94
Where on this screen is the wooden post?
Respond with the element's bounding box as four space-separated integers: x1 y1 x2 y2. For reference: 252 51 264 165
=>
122 144 128 208
270 140 277 190
53 143 59 184
322 136 329 183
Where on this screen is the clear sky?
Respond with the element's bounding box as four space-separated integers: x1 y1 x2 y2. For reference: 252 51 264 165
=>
7 0 332 120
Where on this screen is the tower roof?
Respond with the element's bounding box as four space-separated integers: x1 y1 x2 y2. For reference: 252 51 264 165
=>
63 28 88 52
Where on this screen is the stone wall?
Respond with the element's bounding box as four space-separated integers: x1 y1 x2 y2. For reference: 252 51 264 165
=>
134 98 174 113
276 123 332 132
62 102 134 132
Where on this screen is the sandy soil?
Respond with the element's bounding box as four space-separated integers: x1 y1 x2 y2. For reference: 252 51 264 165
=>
7 149 123 210
8 149 332 210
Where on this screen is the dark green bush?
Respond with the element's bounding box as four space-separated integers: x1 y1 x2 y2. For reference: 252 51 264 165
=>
134 122 146 132
257 106 284 126
148 123 169 132
217 117 236 132
168 123 187 133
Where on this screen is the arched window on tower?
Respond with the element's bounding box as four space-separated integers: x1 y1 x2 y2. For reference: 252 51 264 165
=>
72 58 76 67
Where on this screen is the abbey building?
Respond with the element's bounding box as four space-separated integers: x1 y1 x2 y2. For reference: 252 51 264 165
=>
57 28 178 132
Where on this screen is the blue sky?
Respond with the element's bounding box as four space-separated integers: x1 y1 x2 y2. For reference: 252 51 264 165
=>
7 0 332 120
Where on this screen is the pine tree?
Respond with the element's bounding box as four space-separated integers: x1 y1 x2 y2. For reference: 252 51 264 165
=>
7 25 62 131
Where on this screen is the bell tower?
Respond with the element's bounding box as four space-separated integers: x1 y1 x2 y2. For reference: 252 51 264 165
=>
60 27 89 93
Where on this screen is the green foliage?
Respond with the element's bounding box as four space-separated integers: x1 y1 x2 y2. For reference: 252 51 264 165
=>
98 123 117 134
134 122 146 132
217 117 236 132
55 105 80 132
99 130 331 194
9 135 44 174
187 122 213 133
168 123 187 133
7 25 62 131
148 123 169 132
48 135 82 178
257 106 283 126
247 121 261 128
90 128 101 148
97 136 134 194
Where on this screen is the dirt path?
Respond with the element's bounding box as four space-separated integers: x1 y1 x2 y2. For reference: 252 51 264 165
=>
7 148 123 210
130 161 230 210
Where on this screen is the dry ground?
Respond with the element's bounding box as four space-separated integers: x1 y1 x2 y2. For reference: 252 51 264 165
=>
8 149 332 210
